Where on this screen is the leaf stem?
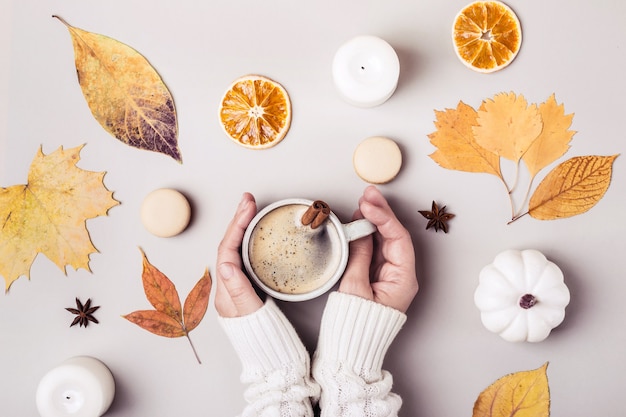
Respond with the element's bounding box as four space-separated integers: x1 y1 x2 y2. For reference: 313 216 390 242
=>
185 332 202 364
498 175 516 220
516 175 535 216
52 15 71 28
508 160 521 194
508 211 529 224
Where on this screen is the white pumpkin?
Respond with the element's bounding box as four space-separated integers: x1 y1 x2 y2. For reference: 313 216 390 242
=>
474 249 570 342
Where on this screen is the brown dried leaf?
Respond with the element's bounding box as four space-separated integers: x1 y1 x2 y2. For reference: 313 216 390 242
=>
522 94 576 177
529 155 619 220
474 92 543 162
473 363 550 417
123 310 185 338
428 101 502 178
183 268 212 333
54 16 181 162
139 248 182 322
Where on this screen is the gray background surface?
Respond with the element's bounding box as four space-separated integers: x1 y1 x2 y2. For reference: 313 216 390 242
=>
1 0 625 416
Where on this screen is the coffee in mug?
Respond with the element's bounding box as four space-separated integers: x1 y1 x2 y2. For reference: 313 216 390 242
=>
242 198 376 302
247 203 342 294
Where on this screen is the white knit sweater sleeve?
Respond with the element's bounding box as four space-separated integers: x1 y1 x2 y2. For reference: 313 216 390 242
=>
312 292 407 417
218 298 320 417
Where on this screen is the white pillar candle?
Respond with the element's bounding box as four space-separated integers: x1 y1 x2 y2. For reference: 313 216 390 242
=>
36 356 115 417
332 35 400 107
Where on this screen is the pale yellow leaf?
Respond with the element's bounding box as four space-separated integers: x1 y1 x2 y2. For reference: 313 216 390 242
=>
55 16 181 162
529 155 618 220
0 145 119 291
522 94 576 177
428 101 502 177
474 92 543 162
473 363 550 417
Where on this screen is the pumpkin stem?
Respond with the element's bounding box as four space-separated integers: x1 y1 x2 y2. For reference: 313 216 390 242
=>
519 294 537 309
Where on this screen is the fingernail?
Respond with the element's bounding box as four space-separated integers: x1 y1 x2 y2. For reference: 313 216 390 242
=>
218 263 235 279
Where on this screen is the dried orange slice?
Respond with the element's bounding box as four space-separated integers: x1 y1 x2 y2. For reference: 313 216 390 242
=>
452 1 522 73
219 75 291 149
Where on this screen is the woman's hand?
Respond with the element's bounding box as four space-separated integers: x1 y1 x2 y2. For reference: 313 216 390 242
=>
214 193 264 318
339 186 418 313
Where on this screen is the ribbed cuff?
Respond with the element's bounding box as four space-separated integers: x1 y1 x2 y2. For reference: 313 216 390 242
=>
218 298 309 379
315 292 406 381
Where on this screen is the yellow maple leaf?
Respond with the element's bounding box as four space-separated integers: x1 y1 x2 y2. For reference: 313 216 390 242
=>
522 94 576 178
0 145 119 291
474 92 543 162
473 363 550 417
428 101 502 178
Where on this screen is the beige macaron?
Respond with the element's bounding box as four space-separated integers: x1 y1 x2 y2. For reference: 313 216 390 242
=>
353 136 402 184
140 188 191 237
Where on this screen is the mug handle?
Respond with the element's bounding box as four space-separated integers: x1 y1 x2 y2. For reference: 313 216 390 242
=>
343 219 377 242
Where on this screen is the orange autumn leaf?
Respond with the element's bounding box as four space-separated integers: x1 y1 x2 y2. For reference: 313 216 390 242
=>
473 363 550 417
473 92 543 162
522 94 576 177
183 270 213 332
54 16 181 162
139 248 182 322
123 249 212 363
428 101 502 178
123 310 186 338
0 145 119 291
528 155 619 220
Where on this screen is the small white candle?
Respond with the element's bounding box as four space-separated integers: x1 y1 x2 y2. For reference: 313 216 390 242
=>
36 356 115 417
332 35 400 107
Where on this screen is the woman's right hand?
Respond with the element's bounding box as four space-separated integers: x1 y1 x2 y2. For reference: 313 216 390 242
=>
338 186 418 313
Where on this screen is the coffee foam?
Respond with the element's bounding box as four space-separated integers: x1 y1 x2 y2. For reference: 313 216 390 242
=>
248 204 343 294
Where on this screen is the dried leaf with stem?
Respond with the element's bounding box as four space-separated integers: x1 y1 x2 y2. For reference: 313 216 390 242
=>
0 145 119 291
53 15 181 162
428 92 617 223
522 154 619 222
123 248 212 364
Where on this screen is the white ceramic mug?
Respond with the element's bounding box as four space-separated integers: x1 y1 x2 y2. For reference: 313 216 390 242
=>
242 198 376 302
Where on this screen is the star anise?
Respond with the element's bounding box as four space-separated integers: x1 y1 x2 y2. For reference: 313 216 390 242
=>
419 201 455 233
66 298 100 328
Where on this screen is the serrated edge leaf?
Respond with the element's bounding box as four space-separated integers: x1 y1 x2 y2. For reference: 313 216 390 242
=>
522 94 576 177
428 101 502 178
473 92 543 162
182 268 212 333
0 144 119 291
528 155 619 220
